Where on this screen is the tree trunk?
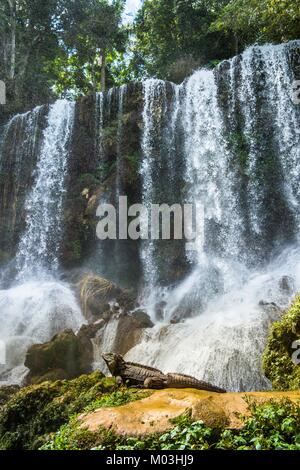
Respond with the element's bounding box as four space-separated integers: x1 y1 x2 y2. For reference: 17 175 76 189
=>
100 49 106 92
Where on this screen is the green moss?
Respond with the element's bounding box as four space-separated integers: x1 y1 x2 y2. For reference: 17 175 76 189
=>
229 131 249 174
103 122 118 139
69 240 82 261
83 389 150 413
125 152 140 172
263 295 300 390
0 372 116 450
0 386 20 407
0 372 151 450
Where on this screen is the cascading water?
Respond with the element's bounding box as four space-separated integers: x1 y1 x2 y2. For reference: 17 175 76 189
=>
126 41 300 391
140 79 167 291
140 80 184 311
0 100 84 384
16 100 75 277
0 41 299 390
0 107 42 265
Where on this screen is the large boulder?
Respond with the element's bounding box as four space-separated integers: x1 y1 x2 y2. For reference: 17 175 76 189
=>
79 388 300 437
24 329 94 385
114 312 154 355
92 311 154 365
78 274 136 320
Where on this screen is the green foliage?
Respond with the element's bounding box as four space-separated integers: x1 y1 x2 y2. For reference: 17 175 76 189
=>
56 0 128 95
132 0 234 81
0 0 61 117
41 420 119 450
217 399 300 450
229 131 249 173
125 152 140 172
263 295 300 390
212 0 300 49
0 371 150 450
0 0 128 118
1 0 300 114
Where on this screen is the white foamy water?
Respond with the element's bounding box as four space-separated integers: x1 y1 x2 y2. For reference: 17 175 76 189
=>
127 245 300 391
129 41 300 391
0 100 84 384
0 279 84 383
16 100 75 278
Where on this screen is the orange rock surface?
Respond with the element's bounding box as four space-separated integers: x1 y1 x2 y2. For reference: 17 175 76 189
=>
79 388 300 436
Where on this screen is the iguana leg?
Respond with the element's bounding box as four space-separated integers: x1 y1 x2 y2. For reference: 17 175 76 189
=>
144 376 167 389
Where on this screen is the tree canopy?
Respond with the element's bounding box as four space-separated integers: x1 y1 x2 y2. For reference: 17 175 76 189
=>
0 0 127 117
0 0 299 118
211 0 300 50
131 0 235 82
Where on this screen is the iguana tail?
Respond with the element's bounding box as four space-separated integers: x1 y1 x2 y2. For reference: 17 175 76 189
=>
166 373 226 393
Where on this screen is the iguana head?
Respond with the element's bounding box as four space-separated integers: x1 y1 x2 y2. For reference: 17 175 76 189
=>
102 352 124 375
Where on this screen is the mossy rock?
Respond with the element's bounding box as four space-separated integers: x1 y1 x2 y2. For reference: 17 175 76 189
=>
0 372 117 450
41 393 300 451
24 329 94 384
0 386 20 407
263 295 300 390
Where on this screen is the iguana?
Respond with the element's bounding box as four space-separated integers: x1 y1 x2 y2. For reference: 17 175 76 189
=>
102 353 226 393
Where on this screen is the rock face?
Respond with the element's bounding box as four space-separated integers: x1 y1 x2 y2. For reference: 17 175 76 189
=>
24 329 93 384
263 295 300 390
92 311 154 366
79 388 300 436
61 84 144 288
78 274 136 321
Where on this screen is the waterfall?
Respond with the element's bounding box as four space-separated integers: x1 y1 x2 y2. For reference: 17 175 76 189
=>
16 100 75 278
140 80 167 290
0 107 43 265
259 44 300 224
127 41 300 391
116 85 127 196
0 100 84 384
0 41 300 390
140 80 183 300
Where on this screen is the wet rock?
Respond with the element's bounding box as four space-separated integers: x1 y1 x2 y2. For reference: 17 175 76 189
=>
131 310 154 329
93 312 153 359
78 274 137 320
113 314 151 356
77 320 106 340
170 307 193 324
259 300 278 308
155 301 167 321
258 300 282 323
24 329 93 385
279 276 295 295
79 275 120 318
